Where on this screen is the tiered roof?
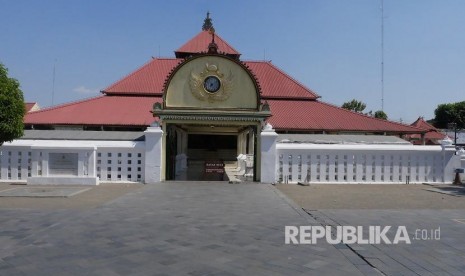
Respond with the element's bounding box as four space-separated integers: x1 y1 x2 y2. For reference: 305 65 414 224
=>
26 96 158 126
24 25 424 135
406 117 446 144
175 31 240 59
267 100 420 133
103 58 179 95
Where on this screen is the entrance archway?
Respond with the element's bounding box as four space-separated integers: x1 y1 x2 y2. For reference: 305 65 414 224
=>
152 53 271 182
163 123 258 182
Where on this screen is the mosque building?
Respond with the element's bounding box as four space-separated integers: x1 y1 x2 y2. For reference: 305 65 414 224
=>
23 15 424 181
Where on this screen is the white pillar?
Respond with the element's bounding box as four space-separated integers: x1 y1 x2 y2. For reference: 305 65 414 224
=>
260 123 278 183
144 126 163 184
88 147 97 177
441 138 458 183
42 150 49 177
460 149 465 182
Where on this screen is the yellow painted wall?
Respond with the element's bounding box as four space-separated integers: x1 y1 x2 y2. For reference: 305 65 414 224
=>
165 56 258 110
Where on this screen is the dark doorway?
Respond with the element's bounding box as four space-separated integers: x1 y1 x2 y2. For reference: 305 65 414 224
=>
165 126 178 180
187 134 237 180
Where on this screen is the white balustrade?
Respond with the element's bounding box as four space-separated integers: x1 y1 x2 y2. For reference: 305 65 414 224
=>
276 143 461 184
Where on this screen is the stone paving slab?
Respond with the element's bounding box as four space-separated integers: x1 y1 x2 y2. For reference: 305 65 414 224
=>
314 209 465 276
0 182 369 275
424 186 465 197
277 184 465 209
0 187 91 197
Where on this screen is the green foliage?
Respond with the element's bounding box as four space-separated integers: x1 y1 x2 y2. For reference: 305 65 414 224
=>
433 101 465 129
342 99 390 119
341 99 366 113
374 110 388 120
0 63 25 145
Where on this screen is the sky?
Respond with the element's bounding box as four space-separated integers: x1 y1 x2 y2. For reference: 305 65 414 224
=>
1 0 464 123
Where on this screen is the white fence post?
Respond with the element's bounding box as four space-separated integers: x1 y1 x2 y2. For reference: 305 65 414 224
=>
441 138 459 183
144 125 163 184
459 149 465 182
261 123 278 183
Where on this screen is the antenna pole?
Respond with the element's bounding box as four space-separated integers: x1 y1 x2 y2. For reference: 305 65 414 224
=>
381 0 384 111
52 59 56 105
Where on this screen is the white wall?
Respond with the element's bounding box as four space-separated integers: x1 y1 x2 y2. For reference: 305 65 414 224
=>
0 139 151 185
2 130 462 185
275 142 462 184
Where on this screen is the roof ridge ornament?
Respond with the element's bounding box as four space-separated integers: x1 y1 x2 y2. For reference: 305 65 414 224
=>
202 12 218 53
207 27 218 54
202 12 214 31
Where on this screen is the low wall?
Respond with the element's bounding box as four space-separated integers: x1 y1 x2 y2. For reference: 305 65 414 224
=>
0 127 163 185
275 143 461 184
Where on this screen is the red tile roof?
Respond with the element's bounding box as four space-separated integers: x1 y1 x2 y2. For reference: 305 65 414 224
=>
175 31 240 57
25 96 160 126
406 117 447 143
411 117 439 132
246 61 319 100
27 31 423 134
25 102 39 113
103 58 180 95
103 58 318 100
267 100 423 133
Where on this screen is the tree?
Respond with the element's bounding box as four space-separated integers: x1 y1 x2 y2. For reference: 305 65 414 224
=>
433 101 465 129
374 110 388 120
341 99 366 113
0 63 25 145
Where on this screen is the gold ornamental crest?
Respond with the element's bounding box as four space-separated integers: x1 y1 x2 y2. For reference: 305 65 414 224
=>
189 63 234 103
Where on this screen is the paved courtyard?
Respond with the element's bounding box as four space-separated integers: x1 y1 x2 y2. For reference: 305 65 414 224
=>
1 182 368 275
278 184 465 275
0 182 464 275
276 184 465 209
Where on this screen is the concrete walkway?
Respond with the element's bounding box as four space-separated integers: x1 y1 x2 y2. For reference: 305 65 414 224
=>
0 182 370 275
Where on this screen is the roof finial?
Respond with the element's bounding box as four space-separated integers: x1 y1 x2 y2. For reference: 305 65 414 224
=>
207 27 218 54
202 11 214 31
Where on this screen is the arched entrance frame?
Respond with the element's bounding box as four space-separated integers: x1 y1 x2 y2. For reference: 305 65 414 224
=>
153 53 271 181
157 112 268 181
